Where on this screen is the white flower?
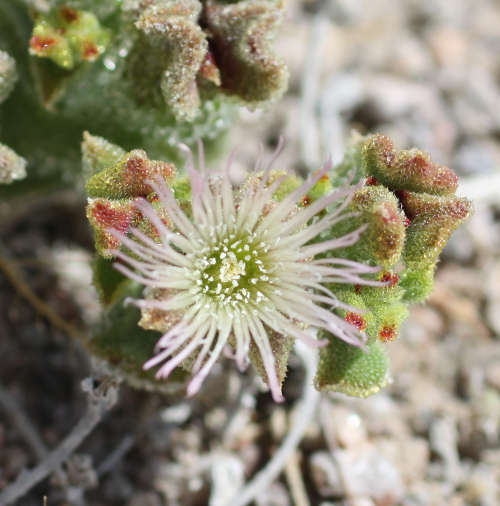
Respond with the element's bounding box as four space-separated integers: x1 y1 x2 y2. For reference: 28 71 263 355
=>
111 142 380 402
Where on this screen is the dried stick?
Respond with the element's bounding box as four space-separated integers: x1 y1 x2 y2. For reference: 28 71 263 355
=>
0 377 119 506
0 385 72 493
284 451 310 506
228 341 320 506
96 435 135 476
299 13 328 170
0 385 48 461
0 245 83 342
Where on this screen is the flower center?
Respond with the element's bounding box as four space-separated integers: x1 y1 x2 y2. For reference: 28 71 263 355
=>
194 233 272 305
219 252 246 283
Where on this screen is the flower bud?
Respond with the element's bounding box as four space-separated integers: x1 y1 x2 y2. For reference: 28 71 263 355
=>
86 198 138 256
331 186 406 269
29 7 111 69
86 150 176 199
402 192 472 269
373 302 409 342
204 0 289 105
362 134 458 195
132 0 207 120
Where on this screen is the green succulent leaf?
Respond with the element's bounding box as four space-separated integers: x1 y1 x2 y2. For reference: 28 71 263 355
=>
82 131 126 180
89 282 188 391
400 266 435 304
92 255 130 307
315 334 390 398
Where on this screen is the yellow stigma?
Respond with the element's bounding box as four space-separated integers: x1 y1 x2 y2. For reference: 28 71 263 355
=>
219 252 246 284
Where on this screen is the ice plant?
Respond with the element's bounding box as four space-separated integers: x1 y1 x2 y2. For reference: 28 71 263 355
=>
314 134 472 396
84 132 471 399
0 0 288 197
109 144 381 401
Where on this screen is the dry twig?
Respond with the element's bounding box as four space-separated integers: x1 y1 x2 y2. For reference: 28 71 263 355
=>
0 385 49 461
285 451 310 506
299 13 328 170
0 245 83 342
227 341 320 506
0 377 119 506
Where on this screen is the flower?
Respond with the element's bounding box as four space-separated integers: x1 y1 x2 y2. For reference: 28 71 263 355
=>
111 142 381 402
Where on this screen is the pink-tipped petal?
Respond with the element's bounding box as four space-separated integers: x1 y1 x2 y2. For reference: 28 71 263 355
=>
114 142 379 402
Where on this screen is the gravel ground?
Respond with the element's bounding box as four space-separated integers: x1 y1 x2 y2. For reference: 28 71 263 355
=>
1 1 500 505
